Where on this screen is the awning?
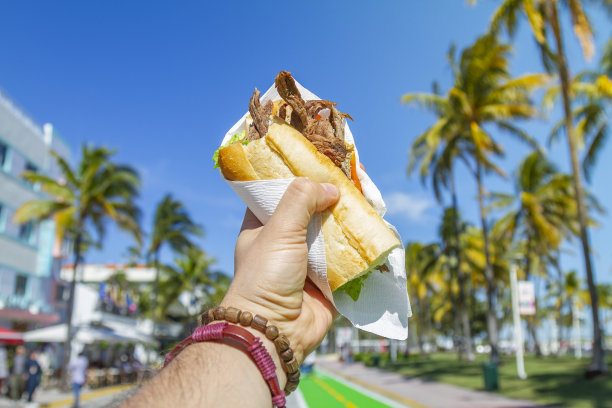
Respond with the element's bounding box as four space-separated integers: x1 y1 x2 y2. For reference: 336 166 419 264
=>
0 308 60 324
0 326 24 345
22 324 157 345
96 321 158 346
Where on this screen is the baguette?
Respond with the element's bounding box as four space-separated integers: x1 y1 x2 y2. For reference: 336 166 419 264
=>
218 120 400 291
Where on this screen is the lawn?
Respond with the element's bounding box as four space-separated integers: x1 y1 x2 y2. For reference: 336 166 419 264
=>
374 352 611 408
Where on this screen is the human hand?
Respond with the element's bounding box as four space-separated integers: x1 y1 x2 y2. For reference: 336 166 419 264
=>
221 178 340 364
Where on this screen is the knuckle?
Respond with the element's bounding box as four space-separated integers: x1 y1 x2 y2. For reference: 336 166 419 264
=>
289 178 316 197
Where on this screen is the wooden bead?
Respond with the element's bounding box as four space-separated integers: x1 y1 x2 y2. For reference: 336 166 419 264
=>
251 315 268 332
280 348 293 362
265 325 279 341
200 309 215 325
274 334 290 352
284 358 300 374
213 306 226 320
287 369 300 381
225 307 241 323
240 311 253 326
285 378 299 393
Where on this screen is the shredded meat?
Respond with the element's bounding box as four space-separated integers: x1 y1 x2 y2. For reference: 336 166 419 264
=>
305 100 336 118
275 71 308 132
248 89 272 140
305 118 335 143
306 133 348 168
272 71 354 175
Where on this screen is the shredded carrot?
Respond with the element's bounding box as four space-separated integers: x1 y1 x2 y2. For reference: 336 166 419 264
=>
350 153 363 194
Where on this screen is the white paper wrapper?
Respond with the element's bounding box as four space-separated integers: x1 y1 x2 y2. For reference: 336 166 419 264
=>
219 79 411 340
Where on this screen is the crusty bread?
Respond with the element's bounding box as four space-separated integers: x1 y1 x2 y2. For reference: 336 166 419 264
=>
218 121 400 290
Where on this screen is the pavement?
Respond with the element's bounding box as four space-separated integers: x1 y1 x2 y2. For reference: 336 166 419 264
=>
0 384 140 408
0 359 545 408
317 359 544 408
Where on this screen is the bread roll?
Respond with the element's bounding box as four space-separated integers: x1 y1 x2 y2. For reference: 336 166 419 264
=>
218 121 400 291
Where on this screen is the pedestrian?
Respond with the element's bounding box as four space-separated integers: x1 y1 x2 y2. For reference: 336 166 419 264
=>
37 346 51 389
25 350 41 402
68 352 88 408
0 345 7 395
8 345 26 400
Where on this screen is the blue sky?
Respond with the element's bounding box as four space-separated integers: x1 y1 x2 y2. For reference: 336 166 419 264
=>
1 1 610 291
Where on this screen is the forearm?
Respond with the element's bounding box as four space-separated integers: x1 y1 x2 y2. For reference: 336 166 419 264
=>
123 331 285 408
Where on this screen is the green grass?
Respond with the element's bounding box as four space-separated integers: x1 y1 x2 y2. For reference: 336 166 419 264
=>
378 352 612 408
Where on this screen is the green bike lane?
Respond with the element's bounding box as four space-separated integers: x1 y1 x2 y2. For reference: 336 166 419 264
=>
294 368 411 408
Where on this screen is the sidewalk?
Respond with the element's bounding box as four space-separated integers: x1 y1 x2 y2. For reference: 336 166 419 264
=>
317 359 545 408
0 384 140 408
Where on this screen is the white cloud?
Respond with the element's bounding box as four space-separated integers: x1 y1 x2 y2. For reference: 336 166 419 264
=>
384 192 434 221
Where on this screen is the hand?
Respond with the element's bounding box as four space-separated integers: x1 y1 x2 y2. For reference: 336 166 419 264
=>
221 178 340 363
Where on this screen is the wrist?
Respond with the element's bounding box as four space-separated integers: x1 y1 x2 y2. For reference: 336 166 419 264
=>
220 295 305 363
233 323 287 388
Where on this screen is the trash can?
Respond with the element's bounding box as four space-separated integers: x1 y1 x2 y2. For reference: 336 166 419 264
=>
371 355 380 367
482 362 499 390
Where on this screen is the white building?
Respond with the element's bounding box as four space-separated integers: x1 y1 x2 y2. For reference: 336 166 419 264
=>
0 88 71 331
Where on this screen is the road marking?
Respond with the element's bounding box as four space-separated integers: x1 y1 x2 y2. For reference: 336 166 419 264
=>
316 368 411 408
311 375 358 407
317 365 430 408
41 384 134 408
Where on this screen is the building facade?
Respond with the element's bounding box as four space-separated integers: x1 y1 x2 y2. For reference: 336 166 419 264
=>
0 88 70 330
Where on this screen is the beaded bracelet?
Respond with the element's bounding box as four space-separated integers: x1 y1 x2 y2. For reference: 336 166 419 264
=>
199 306 300 394
164 322 286 408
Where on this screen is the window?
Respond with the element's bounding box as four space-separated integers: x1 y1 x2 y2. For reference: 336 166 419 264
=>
18 221 34 244
14 274 27 297
25 162 37 173
55 284 68 302
0 203 5 232
0 142 6 170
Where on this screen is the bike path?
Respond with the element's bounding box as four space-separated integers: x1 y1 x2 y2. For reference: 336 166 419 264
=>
291 368 411 408
316 360 542 408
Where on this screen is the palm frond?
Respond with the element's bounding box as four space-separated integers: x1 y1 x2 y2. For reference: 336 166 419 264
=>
401 93 448 115
523 0 546 43
496 121 540 150
582 122 608 183
13 200 69 224
568 0 594 61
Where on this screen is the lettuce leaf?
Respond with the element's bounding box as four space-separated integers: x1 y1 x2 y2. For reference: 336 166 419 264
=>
212 130 248 169
336 271 372 301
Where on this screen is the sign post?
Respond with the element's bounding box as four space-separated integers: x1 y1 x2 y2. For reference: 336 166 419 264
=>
510 264 527 379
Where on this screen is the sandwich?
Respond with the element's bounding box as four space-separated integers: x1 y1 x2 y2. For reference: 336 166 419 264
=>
213 71 400 301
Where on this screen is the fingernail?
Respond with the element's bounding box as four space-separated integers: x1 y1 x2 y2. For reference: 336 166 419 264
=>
322 183 339 197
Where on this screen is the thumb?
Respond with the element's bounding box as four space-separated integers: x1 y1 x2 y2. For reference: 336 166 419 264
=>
266 178 339 236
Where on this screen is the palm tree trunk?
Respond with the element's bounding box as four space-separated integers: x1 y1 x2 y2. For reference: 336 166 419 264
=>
60 232 82 390
548 0 606 374
475 161 500 363
415 294 426 358
452 290 463 360
524 238 542 356
450 167 474 361
152 251 160 338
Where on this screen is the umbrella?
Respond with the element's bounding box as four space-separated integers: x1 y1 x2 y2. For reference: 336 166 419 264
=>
0 327 24 345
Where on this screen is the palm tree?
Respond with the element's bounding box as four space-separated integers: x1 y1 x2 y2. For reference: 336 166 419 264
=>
404 77 475 360
406 34 546 362
493 151 576 354
544 38 612 184
157 247 226 319
14 145 141 386
473 0 610 375
147 194 202 327
405 241 444 357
